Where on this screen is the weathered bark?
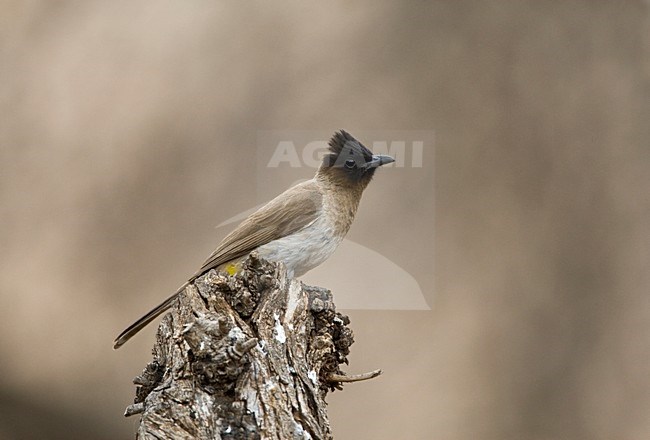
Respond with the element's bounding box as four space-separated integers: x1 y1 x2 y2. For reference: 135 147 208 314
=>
125 252 373 440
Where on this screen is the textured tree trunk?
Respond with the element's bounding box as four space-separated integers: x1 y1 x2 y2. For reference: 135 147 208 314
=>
124 252 376 439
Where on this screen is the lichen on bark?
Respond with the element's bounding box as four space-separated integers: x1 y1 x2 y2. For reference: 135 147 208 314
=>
126 252 357 440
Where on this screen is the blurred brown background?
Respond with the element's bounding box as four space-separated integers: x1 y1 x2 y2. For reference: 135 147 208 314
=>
1 1 649 439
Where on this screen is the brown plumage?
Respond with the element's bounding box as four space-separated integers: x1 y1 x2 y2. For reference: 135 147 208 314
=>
113 130 393 348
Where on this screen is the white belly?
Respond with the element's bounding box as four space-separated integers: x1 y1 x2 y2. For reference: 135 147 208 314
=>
255 215 343 278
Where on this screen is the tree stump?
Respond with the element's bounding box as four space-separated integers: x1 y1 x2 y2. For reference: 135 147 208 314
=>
125 252 378 439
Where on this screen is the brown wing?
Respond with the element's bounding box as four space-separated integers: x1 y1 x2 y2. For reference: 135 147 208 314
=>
192 179 323 278
114 179 323 349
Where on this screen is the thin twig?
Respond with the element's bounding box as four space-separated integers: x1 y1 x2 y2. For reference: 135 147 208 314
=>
327 369 382 383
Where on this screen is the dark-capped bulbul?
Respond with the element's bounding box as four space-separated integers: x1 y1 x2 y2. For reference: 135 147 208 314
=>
113 130 394 349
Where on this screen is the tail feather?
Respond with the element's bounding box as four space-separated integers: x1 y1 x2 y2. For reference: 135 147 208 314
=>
113 281 189 349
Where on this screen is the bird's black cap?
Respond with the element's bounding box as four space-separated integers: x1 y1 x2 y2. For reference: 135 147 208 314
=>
320 130 394 186
324 130 374 166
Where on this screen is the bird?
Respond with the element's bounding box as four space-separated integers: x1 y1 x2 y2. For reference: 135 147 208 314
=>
113 130 394 349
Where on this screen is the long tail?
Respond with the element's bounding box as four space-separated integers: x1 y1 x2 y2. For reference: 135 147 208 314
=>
113 281 190 349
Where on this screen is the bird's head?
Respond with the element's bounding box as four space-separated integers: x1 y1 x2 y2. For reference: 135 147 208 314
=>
318 130 394 190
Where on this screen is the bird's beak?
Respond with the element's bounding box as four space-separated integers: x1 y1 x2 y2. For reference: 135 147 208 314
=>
366 154 395 169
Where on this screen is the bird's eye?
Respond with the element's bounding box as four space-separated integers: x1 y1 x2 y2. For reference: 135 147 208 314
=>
344 159 356 169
